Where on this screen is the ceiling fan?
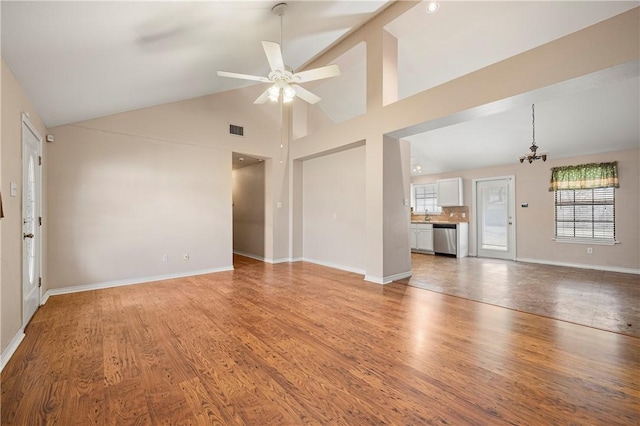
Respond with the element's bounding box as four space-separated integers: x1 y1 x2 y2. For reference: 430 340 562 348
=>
217 2 340 105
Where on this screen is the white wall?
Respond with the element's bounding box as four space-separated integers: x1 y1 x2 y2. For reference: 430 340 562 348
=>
413 148 640 272
44 84 285 290
382 137 411 280
291 5 639 282
232 162 265 259
302 145 367 273
1 59 48 352
47 125 233 289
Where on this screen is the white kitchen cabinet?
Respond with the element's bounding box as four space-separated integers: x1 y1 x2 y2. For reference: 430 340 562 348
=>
410 224 417 250
411 223 433 252
417 224 434 251
436 177 463 206
456 222 469 258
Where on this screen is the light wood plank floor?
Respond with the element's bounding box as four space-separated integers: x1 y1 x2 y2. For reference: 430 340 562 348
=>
2 255 639 424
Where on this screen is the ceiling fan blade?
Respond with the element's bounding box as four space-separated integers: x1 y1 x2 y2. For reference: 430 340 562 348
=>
294 64 340 83
217 70 270 83
262 41 285 73
292 85 321 104
253 88 271 104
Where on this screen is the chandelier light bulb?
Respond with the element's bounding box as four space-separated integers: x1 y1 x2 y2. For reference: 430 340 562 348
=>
283 86 296 103
268 85 280 102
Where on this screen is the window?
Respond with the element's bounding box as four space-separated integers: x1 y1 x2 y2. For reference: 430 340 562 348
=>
550 161 619 244
554 187 615 243
412 184 442 214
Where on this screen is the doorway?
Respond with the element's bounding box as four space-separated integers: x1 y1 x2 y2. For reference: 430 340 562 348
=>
473 176 516 260
231 152 266 262
22 113 42 326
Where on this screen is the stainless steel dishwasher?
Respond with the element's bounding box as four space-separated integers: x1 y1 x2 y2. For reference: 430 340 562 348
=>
433 223 457 255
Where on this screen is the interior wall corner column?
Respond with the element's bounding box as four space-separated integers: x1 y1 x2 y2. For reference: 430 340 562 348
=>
289 159 303 261
382 136 412 278
365 23 385 113
364 133 385 283
382 29 399 106
265 103 292 263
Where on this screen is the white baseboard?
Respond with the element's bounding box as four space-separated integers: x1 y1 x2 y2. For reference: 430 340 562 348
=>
516 257 640 275
42 266 234 302
233 250 266 262
302 258 366 276
365 270 412 285
232 251 304 265
264 257 292 264
385 270 413 282
1 329 25 372
364 275 384 285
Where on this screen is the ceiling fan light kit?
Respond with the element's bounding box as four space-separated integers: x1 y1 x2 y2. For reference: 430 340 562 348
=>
216 2 340 105
426 2 440 14
519 104 548 164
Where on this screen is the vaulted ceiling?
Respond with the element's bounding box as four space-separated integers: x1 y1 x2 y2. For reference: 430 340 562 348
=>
1 0 390 127
2 1 638 175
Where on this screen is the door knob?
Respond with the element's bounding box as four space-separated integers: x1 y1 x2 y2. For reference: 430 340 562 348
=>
23 233 34 239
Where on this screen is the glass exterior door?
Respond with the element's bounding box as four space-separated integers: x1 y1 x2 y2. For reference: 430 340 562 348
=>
476 177 515 260
22 115 41 326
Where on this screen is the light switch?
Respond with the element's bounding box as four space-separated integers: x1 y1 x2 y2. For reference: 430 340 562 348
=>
10 182 17 197
276 201 283 208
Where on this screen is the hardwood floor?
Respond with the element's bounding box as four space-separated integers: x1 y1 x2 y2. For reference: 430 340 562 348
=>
403 253 640 337
2 255 639 424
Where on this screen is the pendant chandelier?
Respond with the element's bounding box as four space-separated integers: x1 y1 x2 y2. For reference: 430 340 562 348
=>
519 104 548 164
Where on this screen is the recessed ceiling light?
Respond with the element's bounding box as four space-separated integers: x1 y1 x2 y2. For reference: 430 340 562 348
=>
426 1 439 13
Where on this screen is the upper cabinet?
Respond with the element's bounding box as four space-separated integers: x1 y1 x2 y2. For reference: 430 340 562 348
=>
437 177 464 206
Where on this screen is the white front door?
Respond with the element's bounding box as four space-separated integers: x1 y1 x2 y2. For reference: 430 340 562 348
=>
22 113 42 326
475 176 516 260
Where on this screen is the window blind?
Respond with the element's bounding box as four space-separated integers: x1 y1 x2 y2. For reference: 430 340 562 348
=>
413 184 441 214
554 188 615 240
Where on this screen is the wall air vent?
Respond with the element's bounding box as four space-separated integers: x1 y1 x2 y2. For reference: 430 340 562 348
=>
229 124 244 137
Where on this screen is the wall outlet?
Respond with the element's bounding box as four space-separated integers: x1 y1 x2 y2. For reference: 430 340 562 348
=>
449 213 454 217
183 253 189 260
462 212 466 218
162 254 168 262
587 247 593 254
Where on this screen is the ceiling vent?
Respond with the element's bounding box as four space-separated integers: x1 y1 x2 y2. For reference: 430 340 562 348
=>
229 124 244 137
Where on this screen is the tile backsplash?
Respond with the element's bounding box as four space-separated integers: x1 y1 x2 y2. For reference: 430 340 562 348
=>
411 206 469 222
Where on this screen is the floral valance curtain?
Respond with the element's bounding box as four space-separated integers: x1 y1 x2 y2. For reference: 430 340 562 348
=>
549 161 619 191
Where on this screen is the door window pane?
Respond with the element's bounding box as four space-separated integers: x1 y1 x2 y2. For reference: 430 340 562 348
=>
480 185 507 250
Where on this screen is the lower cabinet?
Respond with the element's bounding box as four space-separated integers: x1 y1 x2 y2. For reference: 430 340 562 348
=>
410 226 418 250
410 223 433 252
